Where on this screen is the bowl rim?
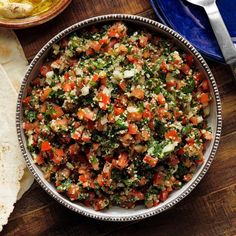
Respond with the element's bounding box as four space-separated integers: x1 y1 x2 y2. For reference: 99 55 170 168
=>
16 14 222 221
0 0 72 29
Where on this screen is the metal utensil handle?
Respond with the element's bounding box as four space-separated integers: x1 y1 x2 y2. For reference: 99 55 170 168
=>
204 2 236 79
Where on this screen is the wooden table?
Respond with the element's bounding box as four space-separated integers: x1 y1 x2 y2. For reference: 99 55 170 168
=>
2 1 236 235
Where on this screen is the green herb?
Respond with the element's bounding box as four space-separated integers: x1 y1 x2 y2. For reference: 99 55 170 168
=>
27 111 37 122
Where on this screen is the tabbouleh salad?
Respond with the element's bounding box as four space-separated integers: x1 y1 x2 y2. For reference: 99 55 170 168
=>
22 22 212 210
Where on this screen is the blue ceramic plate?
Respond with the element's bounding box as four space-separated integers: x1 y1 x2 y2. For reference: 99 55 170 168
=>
150 0 236 62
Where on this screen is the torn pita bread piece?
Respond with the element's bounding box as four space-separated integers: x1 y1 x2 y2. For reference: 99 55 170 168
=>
0 29 28 91
0 65 26 232
17 168 34 200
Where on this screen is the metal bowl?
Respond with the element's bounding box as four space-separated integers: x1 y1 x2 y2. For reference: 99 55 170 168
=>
0 0 71 29
16 14 222 221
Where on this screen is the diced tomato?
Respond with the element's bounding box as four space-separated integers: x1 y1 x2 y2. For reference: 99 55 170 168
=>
130 189 144 200
67 184 80 201
53 149 64 164
69 143 80 156
127 112 143 121
54 117 68 127
153 173 164 186
142 110 152 119
201 79 209 92
128 123 138 135
127 55 139 63
190 116 198 125
86 48 94 56
174 110 181 120
159 190 169 202
187 138 195 146
183 174 192 182
40 65 51 77
185 54 194 67
118 81 126 91
194 72 204 83
114 107 124 116
177 148 184 155
77 109 86 120
108 30 118 38
35 154 44 165
156 93 166 105
160 60 168 73
143 50 150 59
41 141 51 152
180 64 190 75
64 73 69 80
141 130 150 141
40 88 52 102
98 92 110 110
139 36 148 47
157 107 167 119
22 96 31 105
113 153 129 169
22 122 34 131
81 131 91 142
96 174 105 187
143 155 158 167
40 104 47 113
84 109 95 121
93 74 99 82
51 105 64 119
166 80 176 88
165 130 180 142
90 41 101 51
99 38 108 45
93 198 108 211
199 93 209 104
131 87 145 100
62 82 75 92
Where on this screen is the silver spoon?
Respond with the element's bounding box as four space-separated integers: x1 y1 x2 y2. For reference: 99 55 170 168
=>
185 0 236 81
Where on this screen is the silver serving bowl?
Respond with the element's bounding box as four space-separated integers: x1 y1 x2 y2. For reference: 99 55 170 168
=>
16 14 222 221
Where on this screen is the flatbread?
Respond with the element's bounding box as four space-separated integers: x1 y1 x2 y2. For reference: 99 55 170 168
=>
0 65 26 232
0 29 28 91
0 29 34 202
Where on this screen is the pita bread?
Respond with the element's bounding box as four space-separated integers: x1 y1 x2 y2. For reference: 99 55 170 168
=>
0 29 34 202
0 65 26 231
0 29 28 91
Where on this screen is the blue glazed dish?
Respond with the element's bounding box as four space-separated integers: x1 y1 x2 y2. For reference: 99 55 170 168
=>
150 0 236 62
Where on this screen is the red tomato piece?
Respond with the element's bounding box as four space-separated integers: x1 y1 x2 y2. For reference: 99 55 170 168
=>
128 123 138 135
180 64 190 74
41 141 52 152
114 107 124 116
143 155 158 167
159 190 169 202
199 93 209 104
53 149 64 164
156 93 166 105
35 154 44 165
51 105 64 119
185 54 194 67
40 65 51 77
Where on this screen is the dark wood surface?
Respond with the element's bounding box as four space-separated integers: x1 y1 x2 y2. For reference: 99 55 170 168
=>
2 0 236 235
